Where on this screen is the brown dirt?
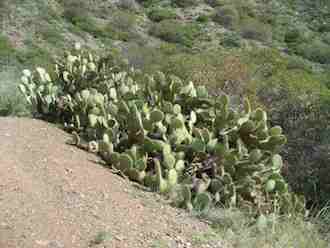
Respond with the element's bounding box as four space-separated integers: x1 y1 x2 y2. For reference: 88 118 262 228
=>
0 117 224 248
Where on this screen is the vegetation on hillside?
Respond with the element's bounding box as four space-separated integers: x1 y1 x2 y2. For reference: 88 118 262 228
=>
1 0 330 246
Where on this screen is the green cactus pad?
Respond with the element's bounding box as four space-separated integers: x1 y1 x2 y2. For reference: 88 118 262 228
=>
167 169 178 187
154 159 168 193
128 169 146 183
88 114 98 127
190 139 206 153
171 117 184 129
210 179 223 194
271 154 283 170
193 192 212 212
173 104 182 115
163 149 176 169
269 126 283 136
119 154 134 172
175 160 185 171
265 179 276 192
249 149 262 163
150 109 165 123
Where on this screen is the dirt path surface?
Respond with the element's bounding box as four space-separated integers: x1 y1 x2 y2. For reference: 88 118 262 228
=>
0 118 225 248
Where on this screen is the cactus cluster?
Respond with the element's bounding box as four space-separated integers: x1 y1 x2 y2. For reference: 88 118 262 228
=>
19 44 306 216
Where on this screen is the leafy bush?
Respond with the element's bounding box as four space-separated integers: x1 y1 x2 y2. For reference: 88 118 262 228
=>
284 28 304 45
137 0 161 8
117 0 140 12
205 0 226 7
148 7 177 22
150 20 202 47
295 40 330 64
61 0 90 25
61 0 107 38
213 5 240 30
0 93 29 117
15 45 53 72
104 10 138 41
172 0 199 8
19 45 306 217
258 86 330 209
196 14 209 23
240 19 272 42
0 35 15 61
220 32 242 48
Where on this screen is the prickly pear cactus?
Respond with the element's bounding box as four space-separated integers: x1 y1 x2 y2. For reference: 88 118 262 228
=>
19 44 306 216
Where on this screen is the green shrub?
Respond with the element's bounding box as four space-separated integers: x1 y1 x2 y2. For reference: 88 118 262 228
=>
205 0 226 7
0 93 29 117
172 0 199 8
322 33 330 45
150 20 202 47
117 0 140 12
240 19 272 42
15 45 53 72
196 14 210 23
61 0 90 25
137 0 161 8
37 25 64 46
284 28 304 44
284 26 313 52
295 40 330 64
61 0 107 38
213 5 240 30
104 10 138 41
148 7 177 22
0 35 15 61
220 32 242 48
318 23 330 33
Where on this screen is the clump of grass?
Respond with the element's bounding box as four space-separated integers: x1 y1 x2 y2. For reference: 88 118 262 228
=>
0 69 30 117
0 93 29 117
0 35 15 61
196 207 329 248
89 231 112 246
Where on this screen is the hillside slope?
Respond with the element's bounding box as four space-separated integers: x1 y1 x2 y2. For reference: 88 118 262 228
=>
0 117 224 248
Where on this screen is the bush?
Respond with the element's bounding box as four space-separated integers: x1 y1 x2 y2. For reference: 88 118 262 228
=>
258 87 330 209
322 33 330 45
104 10 139 41
284 28 304 44
205 0 226 7
295 40 330 64
61 0 90 25
0 93 29 117
150 20 202 47
0 35 15 63
220 32 242 48
61 0 107 38
196 14 210 23
117 0 140 12
172 0 199 8
15 45 53 72
148 7 177 22
213 5 240 30
137 0 161 8
240 19 272 42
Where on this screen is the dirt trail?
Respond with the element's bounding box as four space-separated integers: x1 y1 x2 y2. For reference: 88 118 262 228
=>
0 118 225 248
